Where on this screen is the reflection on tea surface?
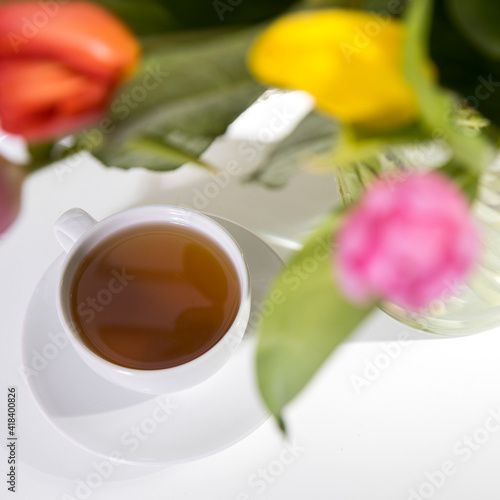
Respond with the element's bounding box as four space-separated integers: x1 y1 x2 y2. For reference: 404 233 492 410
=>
70 224 241 369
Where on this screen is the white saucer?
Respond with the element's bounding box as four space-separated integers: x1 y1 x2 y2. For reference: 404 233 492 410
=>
22 215 283 465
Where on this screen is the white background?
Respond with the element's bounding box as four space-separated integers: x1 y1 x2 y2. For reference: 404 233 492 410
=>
2 93 500 500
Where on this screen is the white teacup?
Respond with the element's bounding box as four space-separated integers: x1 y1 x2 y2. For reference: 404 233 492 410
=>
54 205 251 394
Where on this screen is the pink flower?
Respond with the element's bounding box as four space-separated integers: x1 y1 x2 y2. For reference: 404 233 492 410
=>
335 172 479 310
0 158 24 235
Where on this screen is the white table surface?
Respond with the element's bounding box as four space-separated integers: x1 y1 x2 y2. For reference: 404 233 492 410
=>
2 93 500 500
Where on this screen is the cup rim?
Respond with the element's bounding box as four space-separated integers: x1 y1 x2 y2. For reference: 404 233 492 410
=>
56 205 251 377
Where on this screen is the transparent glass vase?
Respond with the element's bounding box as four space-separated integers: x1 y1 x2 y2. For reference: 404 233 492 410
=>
334 159 500 336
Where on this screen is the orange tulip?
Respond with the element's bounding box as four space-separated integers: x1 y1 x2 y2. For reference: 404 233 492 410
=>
0 1 140 142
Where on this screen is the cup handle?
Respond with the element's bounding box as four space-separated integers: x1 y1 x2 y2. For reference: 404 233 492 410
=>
54 208 97 253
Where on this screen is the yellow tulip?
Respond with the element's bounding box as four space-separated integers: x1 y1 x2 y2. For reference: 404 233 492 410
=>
248 10 420 131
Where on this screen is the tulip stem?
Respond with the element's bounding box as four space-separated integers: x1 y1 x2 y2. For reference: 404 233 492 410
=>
129 135 218 174
24 142 58 174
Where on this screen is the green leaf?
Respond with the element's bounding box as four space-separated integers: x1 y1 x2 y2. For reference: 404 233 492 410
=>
362 0 409 16
123 135 217 172
437 160 479 202
25 142 55 172
72 28 265 171
247 115 429 190
446 0 500 60
331 122 429 167
404 0 493 180
95 0 297 33
90 0 180 36
247 111 338 188
300 0 409 15
90 0 297 35
154 0 297 29
256 213 374 426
